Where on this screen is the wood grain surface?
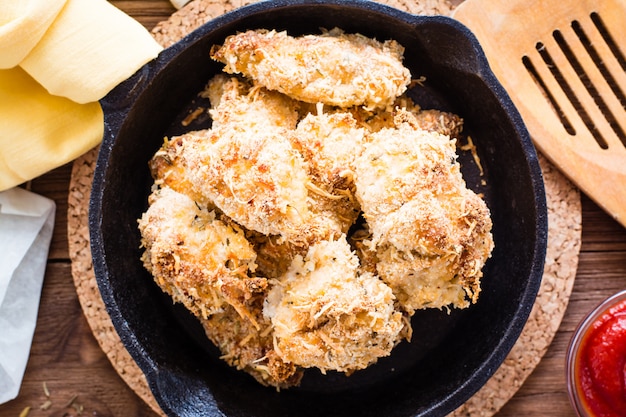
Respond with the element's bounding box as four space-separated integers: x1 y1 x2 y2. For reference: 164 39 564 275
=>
1 1 625 417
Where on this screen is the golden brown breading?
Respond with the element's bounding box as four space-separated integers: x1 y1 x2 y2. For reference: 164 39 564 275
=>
246 234 305 279
348 224 378 275
151 74 302 209
291 111 365 233
354 113 460 233
149 131 214 208
349 95 464 138
153 75 354 246
138 187 265 325
353 110 493 313
202 73 249 111
201 304 303 389
292 112 365 186
154 125 315 244
347 95 420 132
264 236 403 374
204 74 301 130
211 28 411 110
410 108 464 139
374 189 493 312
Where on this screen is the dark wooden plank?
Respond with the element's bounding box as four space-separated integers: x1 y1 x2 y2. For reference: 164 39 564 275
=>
110 0 177 30
0 263 158 417
28 163 73 261
580 194 626 251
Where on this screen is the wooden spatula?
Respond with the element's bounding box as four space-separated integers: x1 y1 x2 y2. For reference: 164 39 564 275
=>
453 0 626 228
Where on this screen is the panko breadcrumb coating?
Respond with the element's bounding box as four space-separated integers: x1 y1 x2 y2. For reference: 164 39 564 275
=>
411 108 464 139
354 110 461 234
354 110 493 313
204 74 301 130
264 236 403 374
139 28 494 389
138 187 264 324
201 304 303 388
244 232 308 279
149 131 214 208
154 125 314 244
140 187 303 388
374 189 493 311
291 111 365 233
349 95 464 138
292 111 365 190
211 28 411 110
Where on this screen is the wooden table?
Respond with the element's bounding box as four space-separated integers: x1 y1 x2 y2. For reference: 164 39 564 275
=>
2 1 626 416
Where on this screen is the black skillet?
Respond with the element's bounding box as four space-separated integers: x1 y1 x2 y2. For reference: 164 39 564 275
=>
89 1 548 416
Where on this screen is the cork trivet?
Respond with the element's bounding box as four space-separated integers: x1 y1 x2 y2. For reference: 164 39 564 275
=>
68 2 582 416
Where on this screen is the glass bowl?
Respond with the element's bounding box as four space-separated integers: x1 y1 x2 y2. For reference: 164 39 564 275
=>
566 289 626 417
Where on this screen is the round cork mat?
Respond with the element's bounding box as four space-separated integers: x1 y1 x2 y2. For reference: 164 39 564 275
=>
68 1 582 416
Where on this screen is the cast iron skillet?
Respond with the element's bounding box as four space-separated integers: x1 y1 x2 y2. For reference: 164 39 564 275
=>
89 1 548 416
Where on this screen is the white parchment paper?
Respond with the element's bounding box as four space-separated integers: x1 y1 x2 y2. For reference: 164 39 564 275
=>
0 187 55 404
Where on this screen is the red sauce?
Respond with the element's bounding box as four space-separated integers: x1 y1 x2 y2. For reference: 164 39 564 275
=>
577 299 626 417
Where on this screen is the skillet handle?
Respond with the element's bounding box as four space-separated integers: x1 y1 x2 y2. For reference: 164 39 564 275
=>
99 62 154 134
412 15 489 78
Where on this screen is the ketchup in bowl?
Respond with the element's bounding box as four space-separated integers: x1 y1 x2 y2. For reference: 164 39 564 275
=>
567 290 626 417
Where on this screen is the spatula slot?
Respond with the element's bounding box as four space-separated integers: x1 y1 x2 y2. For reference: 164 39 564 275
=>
521 55 577 137
552 26 626 149
533 41 609 149
591 12 626 73
572 20 626 112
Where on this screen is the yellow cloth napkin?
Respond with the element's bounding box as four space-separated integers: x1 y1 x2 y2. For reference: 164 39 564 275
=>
0 0 163 191
0 0 66 69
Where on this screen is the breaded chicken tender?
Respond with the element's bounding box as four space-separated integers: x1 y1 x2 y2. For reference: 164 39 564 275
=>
291 111 365 233
152 126 314 243
410 108 464 139
354 110 493 313
201 303 303 388
349 95 464 138
264 236 403 374
374 190 493 311
140 188 302 388
152 74 301 206
138 187 265 325
204 74 301 129
211 28 411 110
355 111 460 233
149 131 214 208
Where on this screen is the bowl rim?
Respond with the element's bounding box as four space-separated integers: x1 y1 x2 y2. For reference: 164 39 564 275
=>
566 289 626 416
